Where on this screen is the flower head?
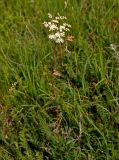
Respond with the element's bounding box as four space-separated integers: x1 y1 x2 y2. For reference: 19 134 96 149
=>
49 23 58 31
43 13 72 44
48 13 52 18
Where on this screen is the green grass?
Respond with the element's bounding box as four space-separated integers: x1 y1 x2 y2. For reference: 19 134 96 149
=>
0 0 119 159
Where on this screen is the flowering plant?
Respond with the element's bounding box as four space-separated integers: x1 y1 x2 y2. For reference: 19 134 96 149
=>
43 13 74 75
43 13 72 44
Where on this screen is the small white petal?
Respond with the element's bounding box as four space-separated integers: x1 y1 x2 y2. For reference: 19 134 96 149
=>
48 13 52 18
48 34 56 40
48 22 52 25
52 20 59 23
60 25 65 32
55 16 60 20
55 38 64 43
55 32 61 38
49 24 58 31
43 22 49 28
65 28 70 31
60 32 65 37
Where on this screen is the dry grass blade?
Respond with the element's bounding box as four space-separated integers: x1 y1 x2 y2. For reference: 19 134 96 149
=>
52 69 61 77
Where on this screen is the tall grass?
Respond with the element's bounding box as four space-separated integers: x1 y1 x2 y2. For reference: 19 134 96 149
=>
0 0 119 159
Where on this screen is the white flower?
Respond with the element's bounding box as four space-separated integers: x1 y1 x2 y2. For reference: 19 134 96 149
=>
43 13 72 44
63 23 67 26
67 24 71 28
48 34 56 40
48 22 52 25
49 24 58 31
59 25 70 32
43 22 49 28
52 20 59 23
55 32 61 38
59 25 65 32
60 32 65 37
55 16 60 20
48 33 64 44
65 28 70 31
48 13 52 18
63 23 71 28
55 38 64 43
59 16 67 20
54 32 65 39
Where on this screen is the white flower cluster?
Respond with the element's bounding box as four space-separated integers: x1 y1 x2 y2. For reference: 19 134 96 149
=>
8 82 17 93
43 13 71 44
110 44 119 70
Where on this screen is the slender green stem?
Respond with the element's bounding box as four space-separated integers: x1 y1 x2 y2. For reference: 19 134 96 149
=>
59 44 63 64
53 45 57 68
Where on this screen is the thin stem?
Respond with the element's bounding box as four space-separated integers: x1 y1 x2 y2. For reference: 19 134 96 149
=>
53 45 57 68
59 44 63 64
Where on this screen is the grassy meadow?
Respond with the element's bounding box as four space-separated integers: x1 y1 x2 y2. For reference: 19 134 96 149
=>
0 0 119 159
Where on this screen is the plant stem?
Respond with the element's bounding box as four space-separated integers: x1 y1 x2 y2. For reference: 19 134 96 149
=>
59 44 62 64
53 45 57 68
